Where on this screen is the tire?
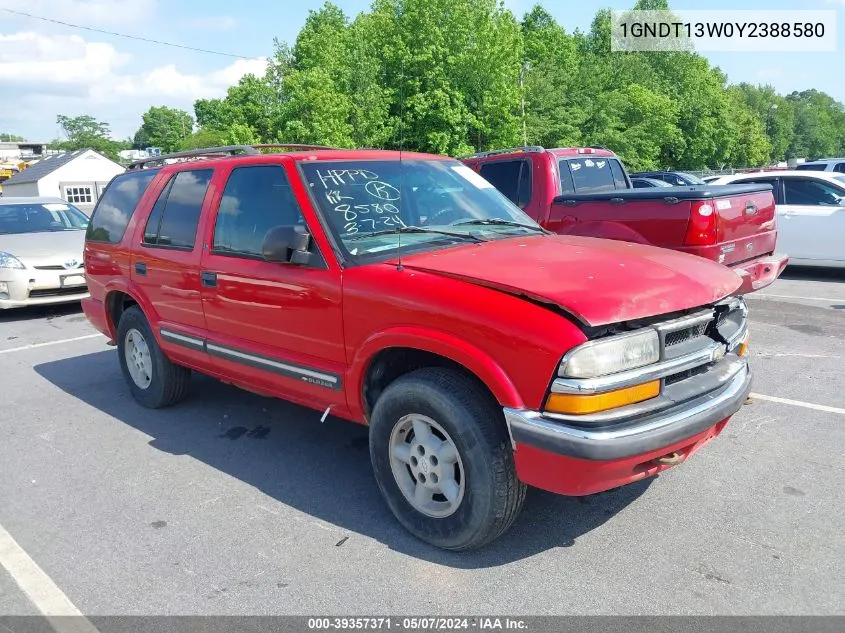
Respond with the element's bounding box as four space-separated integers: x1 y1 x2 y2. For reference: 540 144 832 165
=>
116 306 191 409
369 367 526 551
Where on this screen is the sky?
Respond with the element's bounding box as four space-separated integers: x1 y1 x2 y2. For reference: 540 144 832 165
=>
0 0 843 142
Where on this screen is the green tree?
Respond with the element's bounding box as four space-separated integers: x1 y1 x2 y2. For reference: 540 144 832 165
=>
787 90 845 159
278 3 355 146
53 115 127 161
178 128 229 151
587 84 682 171
521 6 583 147
134 106 194 153
0 132 26 142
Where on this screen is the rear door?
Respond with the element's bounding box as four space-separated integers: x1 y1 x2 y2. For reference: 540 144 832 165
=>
778 176 845 262
131 168 214 367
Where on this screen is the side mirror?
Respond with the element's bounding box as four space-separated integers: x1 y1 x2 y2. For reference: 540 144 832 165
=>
262 225 312 265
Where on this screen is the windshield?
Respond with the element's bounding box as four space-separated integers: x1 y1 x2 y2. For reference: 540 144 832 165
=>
0 202 90 235
300 159 544 260
676 172 706 185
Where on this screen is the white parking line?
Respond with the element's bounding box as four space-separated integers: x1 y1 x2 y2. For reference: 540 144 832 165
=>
0 334 103 356
750 392 845 416
755 293 845 303
0 523 99 632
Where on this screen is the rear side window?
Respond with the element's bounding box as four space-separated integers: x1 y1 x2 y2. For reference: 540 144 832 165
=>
834 163 845 173
212 165 306 258
559 158 618 193
143 170 212 249
795 163 823 171
86 170 157 243
609 160 628 188
478 160 531 208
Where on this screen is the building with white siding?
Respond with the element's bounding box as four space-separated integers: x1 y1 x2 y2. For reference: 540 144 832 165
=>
0 150 125 213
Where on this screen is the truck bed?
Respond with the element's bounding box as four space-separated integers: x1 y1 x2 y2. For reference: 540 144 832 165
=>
549 183 778 268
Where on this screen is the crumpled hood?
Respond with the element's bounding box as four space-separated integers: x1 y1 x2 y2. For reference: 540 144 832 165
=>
0 230 86 263
390 234 742 327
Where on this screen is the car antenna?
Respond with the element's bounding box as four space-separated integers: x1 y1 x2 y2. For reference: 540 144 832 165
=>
396 49 405 272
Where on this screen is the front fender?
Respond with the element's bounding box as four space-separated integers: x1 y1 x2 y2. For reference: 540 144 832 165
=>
347 326 526 420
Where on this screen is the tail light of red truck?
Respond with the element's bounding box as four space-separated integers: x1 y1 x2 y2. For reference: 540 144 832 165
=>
683 201 717 246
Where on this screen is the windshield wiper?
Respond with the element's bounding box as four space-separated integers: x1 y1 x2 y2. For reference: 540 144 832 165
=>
451 218 547 232
347 226 486 243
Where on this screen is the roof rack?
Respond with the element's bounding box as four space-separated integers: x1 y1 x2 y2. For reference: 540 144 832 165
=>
126 144 338 170
459 146 546 160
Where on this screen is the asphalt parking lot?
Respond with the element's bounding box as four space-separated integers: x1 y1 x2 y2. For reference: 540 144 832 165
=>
1 267 843 618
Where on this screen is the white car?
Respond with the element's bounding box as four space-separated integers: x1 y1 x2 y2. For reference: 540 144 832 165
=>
0 196 91 309
709 170 845 268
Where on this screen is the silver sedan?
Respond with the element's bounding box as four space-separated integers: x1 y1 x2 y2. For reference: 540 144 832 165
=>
0 196 91 309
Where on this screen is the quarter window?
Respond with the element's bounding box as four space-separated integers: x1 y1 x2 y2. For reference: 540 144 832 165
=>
212 165 306 258
834 163 845 174
65 186 92 204
86 170 158 243
142 169 212 249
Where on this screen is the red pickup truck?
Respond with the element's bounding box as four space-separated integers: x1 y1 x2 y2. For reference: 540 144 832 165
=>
461 146 788 294
82 144 752 550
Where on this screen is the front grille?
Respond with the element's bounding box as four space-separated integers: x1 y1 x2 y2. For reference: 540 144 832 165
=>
664 364 710 386
28 286 88 298
664 322 708 347
33 265 84 271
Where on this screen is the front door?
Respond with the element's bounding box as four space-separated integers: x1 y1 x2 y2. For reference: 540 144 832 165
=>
199 162 347 415
779 176 845 262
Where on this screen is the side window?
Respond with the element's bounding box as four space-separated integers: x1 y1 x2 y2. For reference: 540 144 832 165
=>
142 170 212 249
783 178 845 206
478 161 523 206
86 170 157 243
834 163 845 174
562 158 617 193
558 161 575 194
212 165 307 259
608 160 627 188
143 178 174 244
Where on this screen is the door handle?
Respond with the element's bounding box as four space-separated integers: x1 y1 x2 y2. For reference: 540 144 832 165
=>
135 262 147 276
200 271 217 288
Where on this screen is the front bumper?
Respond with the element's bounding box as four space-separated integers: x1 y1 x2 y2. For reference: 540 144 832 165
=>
504 361 751 462
731 253 788 295
0 267 89 309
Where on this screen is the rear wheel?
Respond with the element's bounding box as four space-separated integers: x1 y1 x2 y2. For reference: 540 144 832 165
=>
369 368 526 550
116 306 191 408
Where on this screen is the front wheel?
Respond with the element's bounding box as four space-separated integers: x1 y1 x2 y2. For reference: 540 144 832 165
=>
369 368 526 550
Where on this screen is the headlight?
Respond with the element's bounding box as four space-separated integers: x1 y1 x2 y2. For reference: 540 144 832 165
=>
559 329 659 378
0 252 25 270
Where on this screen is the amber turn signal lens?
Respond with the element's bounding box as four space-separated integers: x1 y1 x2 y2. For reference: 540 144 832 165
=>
545 380 660 415
737 332 750 357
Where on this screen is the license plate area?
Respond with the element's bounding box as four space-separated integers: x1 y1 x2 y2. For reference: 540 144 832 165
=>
60 274 86 287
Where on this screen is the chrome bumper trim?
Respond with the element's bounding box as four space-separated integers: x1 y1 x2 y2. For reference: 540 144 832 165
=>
506 361 749 448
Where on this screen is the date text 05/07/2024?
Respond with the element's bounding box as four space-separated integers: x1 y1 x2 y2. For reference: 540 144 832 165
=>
307 617 529 630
